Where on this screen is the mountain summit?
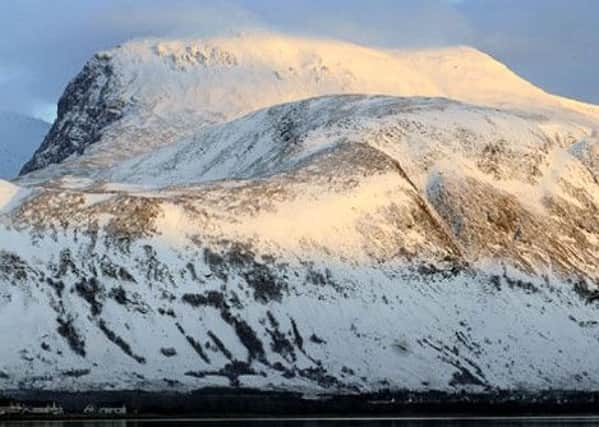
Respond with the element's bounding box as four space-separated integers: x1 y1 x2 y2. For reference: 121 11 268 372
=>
20 33 599 179
1 34 598 394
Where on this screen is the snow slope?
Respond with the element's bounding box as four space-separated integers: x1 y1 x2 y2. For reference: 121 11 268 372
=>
0 112 49 179
103 95 598 272
1 96 598 393
0 35 598 395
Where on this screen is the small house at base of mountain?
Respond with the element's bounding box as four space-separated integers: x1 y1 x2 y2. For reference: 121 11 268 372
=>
84 403 127 415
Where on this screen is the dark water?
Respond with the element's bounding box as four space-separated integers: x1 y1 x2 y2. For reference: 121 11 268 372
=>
2 419 599 427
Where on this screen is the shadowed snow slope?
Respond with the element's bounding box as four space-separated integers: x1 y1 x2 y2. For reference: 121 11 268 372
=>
1 35 598 395
0 112 49 179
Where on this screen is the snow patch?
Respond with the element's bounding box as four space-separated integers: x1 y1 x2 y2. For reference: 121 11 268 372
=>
0 180 28 213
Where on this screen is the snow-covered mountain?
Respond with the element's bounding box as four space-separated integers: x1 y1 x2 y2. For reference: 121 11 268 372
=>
19 33 599 180
1 34 598 395
0 111 49 179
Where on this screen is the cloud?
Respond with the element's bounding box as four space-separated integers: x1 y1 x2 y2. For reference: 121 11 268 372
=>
98 0 264 38
234 0 472 47
0 0 598 119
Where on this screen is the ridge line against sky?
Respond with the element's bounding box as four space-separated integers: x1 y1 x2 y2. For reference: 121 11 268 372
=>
0 0 597 123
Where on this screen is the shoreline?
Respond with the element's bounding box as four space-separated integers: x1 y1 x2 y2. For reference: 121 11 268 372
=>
2 389 599 419
4 415 599 422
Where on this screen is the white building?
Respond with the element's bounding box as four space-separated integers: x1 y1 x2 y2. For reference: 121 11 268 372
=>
25 402 64 415
0 402 24 415
98 404 127 416
85 403 127 416
83 404 97 414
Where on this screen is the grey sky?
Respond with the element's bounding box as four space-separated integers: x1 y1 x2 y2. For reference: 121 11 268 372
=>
0 0 597 122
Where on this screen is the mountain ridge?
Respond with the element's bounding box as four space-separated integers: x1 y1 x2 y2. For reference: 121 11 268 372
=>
19 33 599 180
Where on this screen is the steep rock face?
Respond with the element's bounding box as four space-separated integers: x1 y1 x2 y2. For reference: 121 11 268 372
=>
18 33 599 180
1 95 598 393
20 53 126 175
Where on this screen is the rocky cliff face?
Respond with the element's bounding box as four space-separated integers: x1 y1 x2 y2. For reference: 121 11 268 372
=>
2 35 598 395
20 53 126 175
